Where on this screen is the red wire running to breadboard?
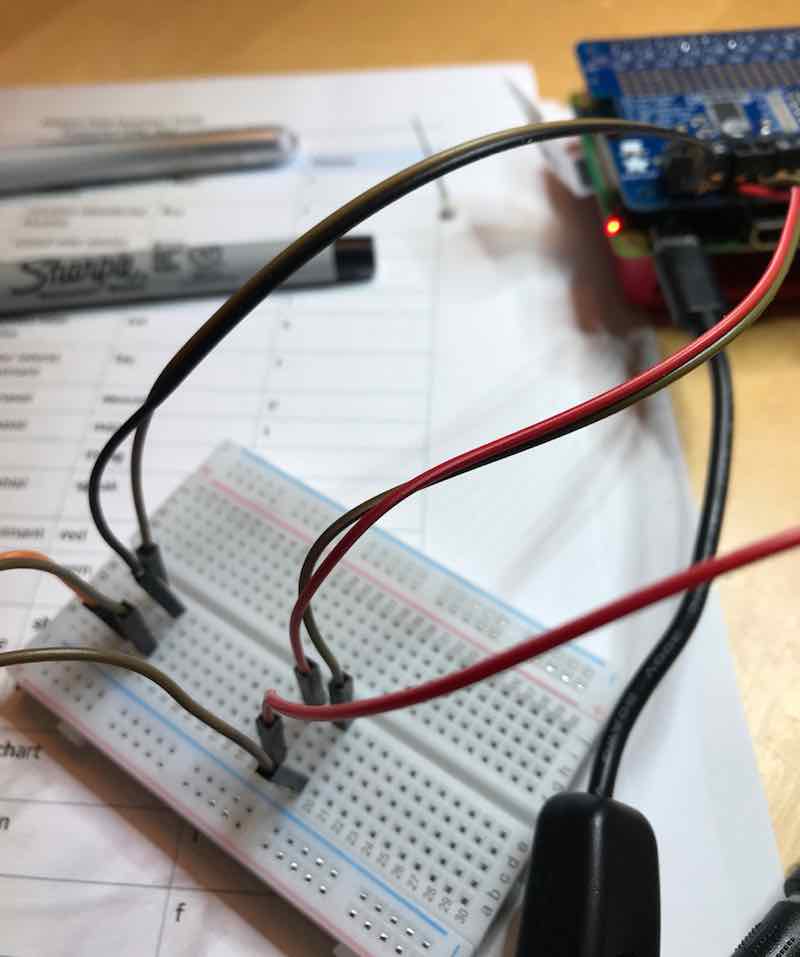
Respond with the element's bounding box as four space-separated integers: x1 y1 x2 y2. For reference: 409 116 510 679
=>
270 521 800 721
287 187 800 675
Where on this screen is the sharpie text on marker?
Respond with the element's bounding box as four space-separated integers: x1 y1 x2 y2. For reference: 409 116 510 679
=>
0 236 375 316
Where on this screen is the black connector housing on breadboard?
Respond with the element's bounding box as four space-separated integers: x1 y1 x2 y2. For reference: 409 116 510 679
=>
253 712 309 794
255 712 288 767
328 672 354 730
134 548 186 619
514 792 660 957
294 658 326 705
136 542 170 584
255 761 309 794
85 601 157 656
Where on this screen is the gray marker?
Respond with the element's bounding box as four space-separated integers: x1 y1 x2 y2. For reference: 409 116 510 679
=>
0 236 375 317
0 127 299 196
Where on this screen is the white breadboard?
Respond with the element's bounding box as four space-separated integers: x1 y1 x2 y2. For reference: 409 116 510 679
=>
20 441 617 956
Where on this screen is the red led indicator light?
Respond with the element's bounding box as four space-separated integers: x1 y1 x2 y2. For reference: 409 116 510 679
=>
604 216 622 237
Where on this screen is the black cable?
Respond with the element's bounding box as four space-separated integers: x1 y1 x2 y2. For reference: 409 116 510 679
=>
130 412 153 548
588 239 734 799
89 404 150 574
90 119 708 575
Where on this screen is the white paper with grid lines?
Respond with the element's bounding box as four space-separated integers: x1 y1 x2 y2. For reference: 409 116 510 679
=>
18 441 616 956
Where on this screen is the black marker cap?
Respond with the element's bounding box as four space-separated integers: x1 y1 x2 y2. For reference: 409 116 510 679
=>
334 236 375 282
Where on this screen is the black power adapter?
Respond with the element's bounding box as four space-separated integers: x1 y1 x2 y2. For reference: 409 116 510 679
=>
514 792 660 957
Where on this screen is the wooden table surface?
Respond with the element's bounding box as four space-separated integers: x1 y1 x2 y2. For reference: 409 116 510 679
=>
3 2 798 869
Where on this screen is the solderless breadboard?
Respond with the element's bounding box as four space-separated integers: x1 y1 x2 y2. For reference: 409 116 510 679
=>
20 441 617 956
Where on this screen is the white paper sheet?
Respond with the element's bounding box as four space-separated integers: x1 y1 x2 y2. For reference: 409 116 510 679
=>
0 63 781 957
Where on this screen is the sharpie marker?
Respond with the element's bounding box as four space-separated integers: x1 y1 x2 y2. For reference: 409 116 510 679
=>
0 236 375 317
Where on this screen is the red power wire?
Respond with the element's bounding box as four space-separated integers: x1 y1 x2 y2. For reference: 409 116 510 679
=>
287 187 800 673
270 522 800 722
738 182 792 203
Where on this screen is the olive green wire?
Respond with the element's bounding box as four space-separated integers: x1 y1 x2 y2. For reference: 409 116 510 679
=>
3 646 274 772
0 558 127 616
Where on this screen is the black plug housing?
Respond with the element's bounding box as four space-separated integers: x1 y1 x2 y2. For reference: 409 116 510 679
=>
133 545 185 619
86 601 157 656
255 762 309 794
651 233 727 330
328 672 354 730
294 658 326 705
136 542 170 583
253 712 309 794
515 792 660 957
255 712 288 767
